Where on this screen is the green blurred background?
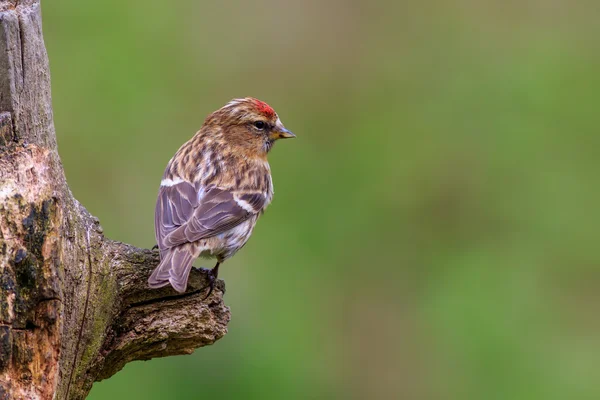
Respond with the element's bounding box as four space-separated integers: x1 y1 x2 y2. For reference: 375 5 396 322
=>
42 1 600 399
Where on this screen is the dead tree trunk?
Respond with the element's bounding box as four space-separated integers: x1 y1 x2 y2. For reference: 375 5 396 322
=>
0 2 230 398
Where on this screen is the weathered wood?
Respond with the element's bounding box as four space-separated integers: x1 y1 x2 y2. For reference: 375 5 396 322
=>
0 2 230 399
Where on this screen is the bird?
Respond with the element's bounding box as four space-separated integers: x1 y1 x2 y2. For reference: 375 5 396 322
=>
148 97 295 295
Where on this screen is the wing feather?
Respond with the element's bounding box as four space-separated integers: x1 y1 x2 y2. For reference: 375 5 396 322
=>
155 181 265 250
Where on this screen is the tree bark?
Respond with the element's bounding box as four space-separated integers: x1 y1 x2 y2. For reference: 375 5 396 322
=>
0 2 230 399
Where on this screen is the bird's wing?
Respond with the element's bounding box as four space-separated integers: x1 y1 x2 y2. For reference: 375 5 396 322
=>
155 181 266 250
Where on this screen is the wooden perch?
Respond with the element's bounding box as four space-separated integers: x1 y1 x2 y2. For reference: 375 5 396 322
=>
0 2 230 399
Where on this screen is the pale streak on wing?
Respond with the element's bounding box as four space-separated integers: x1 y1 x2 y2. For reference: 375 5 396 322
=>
235 193 266 213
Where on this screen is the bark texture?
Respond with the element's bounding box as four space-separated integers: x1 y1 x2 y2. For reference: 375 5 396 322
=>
0 2 230 399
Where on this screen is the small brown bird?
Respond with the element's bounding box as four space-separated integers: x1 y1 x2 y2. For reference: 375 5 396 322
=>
148 98 295 294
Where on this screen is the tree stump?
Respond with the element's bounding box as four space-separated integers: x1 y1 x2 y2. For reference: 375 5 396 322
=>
0 2 230 398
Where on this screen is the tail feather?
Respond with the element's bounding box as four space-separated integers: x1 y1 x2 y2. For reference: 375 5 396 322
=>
148 245 196 293
147 250 172 289
168 246 196 293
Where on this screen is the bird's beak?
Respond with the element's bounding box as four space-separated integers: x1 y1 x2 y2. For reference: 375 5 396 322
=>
277 127 296 139
271 119 296 140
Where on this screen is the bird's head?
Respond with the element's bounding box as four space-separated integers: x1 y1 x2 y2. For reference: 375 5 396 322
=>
204 97 295 156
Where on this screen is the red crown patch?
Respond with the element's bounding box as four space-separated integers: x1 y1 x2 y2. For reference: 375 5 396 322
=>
252 99 275 117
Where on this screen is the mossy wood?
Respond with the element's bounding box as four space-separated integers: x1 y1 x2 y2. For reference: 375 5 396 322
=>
0 2 230 399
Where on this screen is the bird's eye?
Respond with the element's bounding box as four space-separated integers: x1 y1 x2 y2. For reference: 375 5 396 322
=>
254 121 266 130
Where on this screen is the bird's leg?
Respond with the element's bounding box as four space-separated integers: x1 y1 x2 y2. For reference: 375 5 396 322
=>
201 262 220 300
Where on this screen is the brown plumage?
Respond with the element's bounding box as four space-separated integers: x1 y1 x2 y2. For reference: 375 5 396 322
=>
148 98 295 294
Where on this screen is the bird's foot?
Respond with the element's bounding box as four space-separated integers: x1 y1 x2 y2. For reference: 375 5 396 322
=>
201 262 220 301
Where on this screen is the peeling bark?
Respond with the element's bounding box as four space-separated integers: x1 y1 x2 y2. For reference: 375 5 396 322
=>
0 2 230 399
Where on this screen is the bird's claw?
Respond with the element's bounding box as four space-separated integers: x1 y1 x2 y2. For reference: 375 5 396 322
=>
200 262 220 301
201 279 215 301
151 244 159 251
201 271 216 301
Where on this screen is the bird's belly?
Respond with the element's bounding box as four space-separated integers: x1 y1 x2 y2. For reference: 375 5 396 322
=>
201 217 257 261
